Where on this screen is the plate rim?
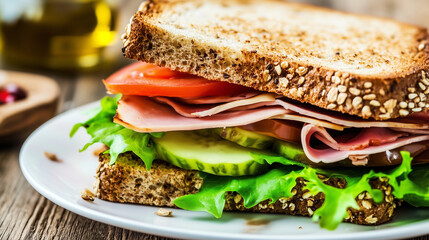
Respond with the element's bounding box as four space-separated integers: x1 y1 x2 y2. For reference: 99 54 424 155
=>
19 101 429 240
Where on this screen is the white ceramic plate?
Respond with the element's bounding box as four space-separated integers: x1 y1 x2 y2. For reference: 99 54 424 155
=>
20 102 429 240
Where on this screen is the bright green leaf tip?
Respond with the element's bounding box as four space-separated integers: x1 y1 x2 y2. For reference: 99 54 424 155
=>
69 95 158 168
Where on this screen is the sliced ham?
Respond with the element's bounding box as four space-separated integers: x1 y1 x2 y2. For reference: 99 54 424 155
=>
154 93 276 117
301 124 429 164
391 128 429 135
155 93 429 130
114 95 292 132
154 94 345 130
312 127 407 151
270 99 429 129
272 114 344 131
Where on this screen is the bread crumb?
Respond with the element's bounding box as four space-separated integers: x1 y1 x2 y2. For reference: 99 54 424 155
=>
93 144 109 156
246 219 270 226
299 226 302 229
44 152 62 162
155 208 172 217
81 189 95 202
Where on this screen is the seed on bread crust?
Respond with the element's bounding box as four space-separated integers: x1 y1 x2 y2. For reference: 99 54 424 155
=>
363 94 376 100
408 93 418 100
362 106 371 118
362 200 372 209
383 99 397 113
369 100 380 107
302 191 312 199
337 93 347 105
352 97 363 108
279 78 289 88
263 70 271 81
365 215 378 224
349 88 361 96
364 82 373 88
338 85 347 93
296 66 308 76
275 65 282 75
327 88 339 102
422 75 429 86
399 109 410 116
332 76 341 84
234 194 242 204
399 101 408 108
379 113 391 120
281 61 289 69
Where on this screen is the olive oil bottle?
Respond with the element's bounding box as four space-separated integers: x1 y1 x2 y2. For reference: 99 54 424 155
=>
0 0 118 71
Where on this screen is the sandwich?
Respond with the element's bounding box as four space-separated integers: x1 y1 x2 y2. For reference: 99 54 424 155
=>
71 0 429 230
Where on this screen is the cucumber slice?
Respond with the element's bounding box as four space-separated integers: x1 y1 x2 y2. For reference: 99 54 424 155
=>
213 127 274 149
273 140 309 163
152 131 269 176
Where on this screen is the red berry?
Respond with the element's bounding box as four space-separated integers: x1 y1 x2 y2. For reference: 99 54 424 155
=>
0 90 12 104
0 84 27 104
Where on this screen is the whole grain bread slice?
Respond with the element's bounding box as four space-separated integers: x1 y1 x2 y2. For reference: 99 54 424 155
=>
95 152 400 226
122 0 429 120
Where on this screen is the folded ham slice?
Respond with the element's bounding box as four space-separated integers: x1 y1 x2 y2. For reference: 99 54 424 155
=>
114 95 292 132
155 93 429 130
301 124 429 165
154 93 276 117
313 127 407 151
119 95 344 131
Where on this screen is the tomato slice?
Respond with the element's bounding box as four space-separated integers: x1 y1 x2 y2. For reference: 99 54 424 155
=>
104 62 251 98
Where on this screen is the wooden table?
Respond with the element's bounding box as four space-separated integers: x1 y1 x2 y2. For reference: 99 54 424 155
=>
0 64 428 240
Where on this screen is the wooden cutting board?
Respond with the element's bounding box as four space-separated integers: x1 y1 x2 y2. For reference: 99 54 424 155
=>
0 70 59 139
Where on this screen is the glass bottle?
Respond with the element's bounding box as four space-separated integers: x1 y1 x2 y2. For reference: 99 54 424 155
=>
0 0 118 71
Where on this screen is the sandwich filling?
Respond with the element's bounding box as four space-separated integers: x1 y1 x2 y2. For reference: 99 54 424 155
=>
72 62 429 230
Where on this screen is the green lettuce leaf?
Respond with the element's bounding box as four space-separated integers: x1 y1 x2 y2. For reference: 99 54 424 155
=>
174 151 429 230
70 95 160 168
174 166 301 218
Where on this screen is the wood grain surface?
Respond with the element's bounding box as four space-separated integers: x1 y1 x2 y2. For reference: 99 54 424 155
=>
1 0 429 239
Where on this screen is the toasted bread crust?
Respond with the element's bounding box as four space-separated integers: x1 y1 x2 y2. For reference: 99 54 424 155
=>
122 0 429 120
96 153 399 226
